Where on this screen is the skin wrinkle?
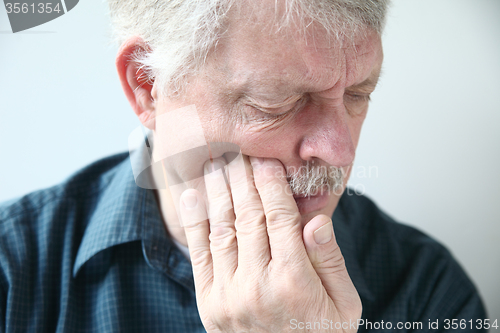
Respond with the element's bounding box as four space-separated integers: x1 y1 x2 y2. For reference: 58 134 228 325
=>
217 26 373 108
111 3 394 330
152 10 383 245
236 36 377 108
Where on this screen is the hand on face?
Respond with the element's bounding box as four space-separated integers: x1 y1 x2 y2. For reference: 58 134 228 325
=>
180 154 361 333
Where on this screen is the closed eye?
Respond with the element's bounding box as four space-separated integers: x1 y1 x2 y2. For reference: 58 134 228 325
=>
343 91 371 117
344 92 371 103
247 95 308 116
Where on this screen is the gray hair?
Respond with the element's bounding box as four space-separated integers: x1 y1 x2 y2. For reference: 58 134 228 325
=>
107 0 390 97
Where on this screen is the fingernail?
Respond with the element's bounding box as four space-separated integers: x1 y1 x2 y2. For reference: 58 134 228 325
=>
314 222 333 245
182 192 198 209
250 156 264 168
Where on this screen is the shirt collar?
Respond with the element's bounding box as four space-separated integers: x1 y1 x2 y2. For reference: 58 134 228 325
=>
73 146 193 291
72 144 371 299
73 150 146 277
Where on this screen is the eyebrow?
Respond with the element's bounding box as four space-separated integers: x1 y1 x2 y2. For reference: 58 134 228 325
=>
237 65 383 104
238 77 300 105
347 68 383 92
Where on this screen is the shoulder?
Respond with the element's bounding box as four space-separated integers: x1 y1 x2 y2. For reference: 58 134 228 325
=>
0 152 129 224
337 190 487 323
0 152 129 272
339 191 442 257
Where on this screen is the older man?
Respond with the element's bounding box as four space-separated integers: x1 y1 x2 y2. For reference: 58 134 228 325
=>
0 0 487 332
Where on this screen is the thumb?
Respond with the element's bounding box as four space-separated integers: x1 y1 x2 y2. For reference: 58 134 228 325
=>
303 214 362 317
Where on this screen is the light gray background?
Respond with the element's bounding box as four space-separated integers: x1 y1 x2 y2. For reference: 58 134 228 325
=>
1 0 499 321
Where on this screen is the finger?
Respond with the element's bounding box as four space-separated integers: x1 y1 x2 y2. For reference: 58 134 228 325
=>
302 214 362 318
204 158 238 281
249 157 305 263
180 189 213 296
226 153 271 269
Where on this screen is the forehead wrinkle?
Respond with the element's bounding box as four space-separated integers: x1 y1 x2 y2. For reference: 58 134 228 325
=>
231 58 345 103
226 56 314 101
245 65 342 101
222 35 338 99
214 19 381 102
221 46 379 104
343 39 382 89
235 74 299 100
218 12 335 99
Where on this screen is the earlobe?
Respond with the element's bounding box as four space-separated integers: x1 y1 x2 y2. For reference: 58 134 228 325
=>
116 36 156 130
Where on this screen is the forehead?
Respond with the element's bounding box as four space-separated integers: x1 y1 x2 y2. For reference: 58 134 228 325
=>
207 13 383 100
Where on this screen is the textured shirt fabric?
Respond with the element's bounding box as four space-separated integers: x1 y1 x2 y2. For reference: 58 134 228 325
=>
0 150 487 332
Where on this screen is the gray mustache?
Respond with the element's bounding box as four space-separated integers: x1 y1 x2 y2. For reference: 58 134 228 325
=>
287 164 345 197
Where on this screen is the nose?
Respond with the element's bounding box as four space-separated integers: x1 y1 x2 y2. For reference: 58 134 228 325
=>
298 105 355 168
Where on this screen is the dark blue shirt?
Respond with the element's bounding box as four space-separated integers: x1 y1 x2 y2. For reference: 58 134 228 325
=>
0 150 487 332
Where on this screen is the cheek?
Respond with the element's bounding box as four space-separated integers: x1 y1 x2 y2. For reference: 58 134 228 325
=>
347 115 366 150
200 113 229 141
196 102 241 143
231 116 303 159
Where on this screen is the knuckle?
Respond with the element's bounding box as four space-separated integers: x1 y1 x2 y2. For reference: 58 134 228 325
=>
237 283 269 320
273 239 303 263
233 300 251 322
234 205 265 227
316 247 347 273
208 293 233 328
283 270 313 294
208 206 233 226
209 210 235 228
209 226 236 249
273 275 310 307
273 280 290 301
266 208 301 226
233 190 260 210
189 247 211 267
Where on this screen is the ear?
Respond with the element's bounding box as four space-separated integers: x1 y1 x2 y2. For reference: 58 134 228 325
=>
116 36 157 130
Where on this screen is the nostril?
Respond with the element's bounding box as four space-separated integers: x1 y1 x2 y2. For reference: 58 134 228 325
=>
298 129 355 168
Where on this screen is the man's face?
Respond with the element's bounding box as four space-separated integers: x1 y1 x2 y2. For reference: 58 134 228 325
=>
153 12 383 227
